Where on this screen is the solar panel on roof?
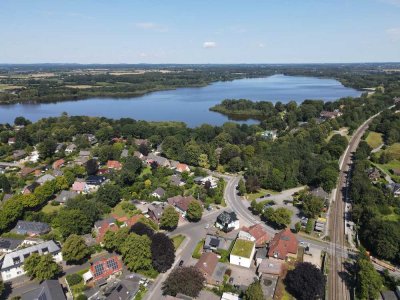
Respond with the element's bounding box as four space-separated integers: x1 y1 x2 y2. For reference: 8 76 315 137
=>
94 264 104 277
106 258 119 270
209 238 220 247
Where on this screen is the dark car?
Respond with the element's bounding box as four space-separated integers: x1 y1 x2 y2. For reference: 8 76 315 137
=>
179 260 184 267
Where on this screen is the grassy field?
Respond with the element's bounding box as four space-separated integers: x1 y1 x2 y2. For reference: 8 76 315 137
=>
171 235 185 250
245 188 278 201
41 202 62 213
0 84 23 91
385 143 400 160
366 131 383 149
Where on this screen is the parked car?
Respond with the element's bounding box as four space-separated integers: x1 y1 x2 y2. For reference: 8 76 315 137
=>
179 260 184 267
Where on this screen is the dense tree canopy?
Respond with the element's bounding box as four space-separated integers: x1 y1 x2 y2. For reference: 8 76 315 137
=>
24 253 62 281
151 233 175 273
160 206 179 230
162 266 205 297
62 234 91 264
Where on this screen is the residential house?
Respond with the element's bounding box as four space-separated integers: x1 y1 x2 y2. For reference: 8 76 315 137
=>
367 168 381 181
229 239 256 268
309 187 329 201
134 151 146 161
36 174 55 185
133 138 149 146
204 234 233 253
1 240 62 280
240 224 270 248
8 137 16 145
170 174 185 186
55 143 65 154
121 149 129 158
197 176 218 189
52 158 65 169
0 238 24 253
152 187 166 199
267 228 298 260
2 194 12 202
53 169 64 177
195 252 227 285
72 181 89 194
86 175 106 186
257 258 283 276
320 110 342 119
176 163 190 173
167 195 198 217
75 150 91 165
260 130 277 140
221 293 241 300
22 182 40 195
388 183 400 197
215 211 240 232
55 190 78 204
85 134 98 145
13 149 26 160
21 280 66 300
107 160 122 170
12 221 50 236
86 256 123 283
65 143 77 154
146 153 170 168
20 167 35 177
94 218 118 244
392 168 400 176
148 203 166 223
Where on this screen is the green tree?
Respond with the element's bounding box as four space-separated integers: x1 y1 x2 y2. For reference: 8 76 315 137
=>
24 253 61 281
37 138 57 159
318 167 338 191
302 195 324 218
53 209 92 238
244 281 264 300
160 206 179 230
162 266 205 297
121 233 152 271
198 153 210 169
0 175 11 193
186 201 203 222
96 184 122 207
103 227 130 253
237 179 246 196
355 249 383 300
62 234 90 263
265 207 292 229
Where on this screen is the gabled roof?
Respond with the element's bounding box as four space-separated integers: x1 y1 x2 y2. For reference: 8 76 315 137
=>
152 187 166 197
195 252 219 277
90 256 123 282
107 160 122 169
72 181 87 192
242 224 270 247
36 174 55 184
268 228 298 259
310 187 329 199
13 220 50 235
167 195 197 212
216 211 238 225
1 240 60 270
21 280 66 300
55 190 78 203
0 237 24 251
52 159 65 169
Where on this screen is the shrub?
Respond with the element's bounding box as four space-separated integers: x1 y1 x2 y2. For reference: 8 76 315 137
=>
66 273 83 286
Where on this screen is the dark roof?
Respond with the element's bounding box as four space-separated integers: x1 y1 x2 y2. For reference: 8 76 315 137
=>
86 175 106 185
216 211 238 225
209 238 220 248
25 182 40 193
0 237 23 251
152 187 166 197
13 220 50 234
381 290 398 300
21 280 66 300
55 190 78 203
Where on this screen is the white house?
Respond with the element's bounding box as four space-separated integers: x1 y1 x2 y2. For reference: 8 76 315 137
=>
229 239 256 268
215 211 240 232
221 292 241 300
201 176 219 189
1 240 62 281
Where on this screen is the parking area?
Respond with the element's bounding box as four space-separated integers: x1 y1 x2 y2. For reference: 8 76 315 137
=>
228 265 258 289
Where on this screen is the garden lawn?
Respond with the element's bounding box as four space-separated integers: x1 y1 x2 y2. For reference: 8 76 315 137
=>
41 202 62 214
246 188 278 201
366 132 383 149
171 235 185 250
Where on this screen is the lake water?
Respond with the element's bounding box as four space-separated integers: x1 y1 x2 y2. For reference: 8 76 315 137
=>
0 75 362 127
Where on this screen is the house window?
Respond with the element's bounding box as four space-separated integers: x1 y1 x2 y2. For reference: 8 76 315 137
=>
42 247 49 254
13 257 21 265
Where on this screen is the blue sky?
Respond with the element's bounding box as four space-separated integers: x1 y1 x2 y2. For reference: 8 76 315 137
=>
1 0 400 63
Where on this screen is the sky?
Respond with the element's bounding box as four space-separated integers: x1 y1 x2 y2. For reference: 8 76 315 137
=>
1 0 400 64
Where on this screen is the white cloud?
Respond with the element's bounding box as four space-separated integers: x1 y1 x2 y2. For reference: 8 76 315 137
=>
386 28 400 41
258 43 265 48
203 41 217 48
135 22 168 32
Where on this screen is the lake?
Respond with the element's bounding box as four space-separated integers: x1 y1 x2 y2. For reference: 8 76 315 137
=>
0 75 362 127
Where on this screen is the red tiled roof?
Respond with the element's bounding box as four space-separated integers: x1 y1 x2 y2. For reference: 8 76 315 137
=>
96 222 119 243
268 228 298 260
52 159 65 169
195 252 219 278
72 181 86 192
107 160 122 169
176 163 189 173
125 214 143 227
90 256 123 281
243 224 270 247
167 195 197 212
